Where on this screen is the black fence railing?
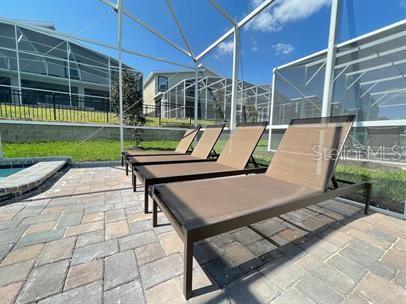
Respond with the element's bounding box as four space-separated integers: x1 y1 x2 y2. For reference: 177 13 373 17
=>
0 89 221 127
0 89 113 124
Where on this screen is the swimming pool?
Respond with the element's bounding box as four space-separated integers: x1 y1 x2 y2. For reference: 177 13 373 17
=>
0 168 23 181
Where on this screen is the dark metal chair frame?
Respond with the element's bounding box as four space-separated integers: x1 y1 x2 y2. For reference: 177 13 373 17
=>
151 116 372 299
133 122 269 214
121 126 201 175
128 124 225 188
152 178 370 299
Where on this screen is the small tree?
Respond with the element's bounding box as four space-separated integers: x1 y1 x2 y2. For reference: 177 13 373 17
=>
111 69 145 148
245 100 259 122
211 89 225 121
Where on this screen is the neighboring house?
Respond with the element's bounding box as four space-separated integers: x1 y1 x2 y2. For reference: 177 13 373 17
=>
149 74 273 122
143 68 219 109
0 18 140 109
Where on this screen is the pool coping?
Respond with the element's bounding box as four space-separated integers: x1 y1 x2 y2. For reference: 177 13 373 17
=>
0 159 69 198
0 156 72 168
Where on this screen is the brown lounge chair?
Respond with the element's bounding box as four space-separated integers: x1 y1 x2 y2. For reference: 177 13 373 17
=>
121 126 200 175
127 124 225 189
151 115 371 299
134 122 269 214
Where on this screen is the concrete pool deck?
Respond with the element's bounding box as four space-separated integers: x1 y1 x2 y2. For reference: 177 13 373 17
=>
0 166 404 303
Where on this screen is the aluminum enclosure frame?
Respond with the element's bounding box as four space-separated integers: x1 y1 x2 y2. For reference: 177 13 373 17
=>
268 7 406 152
1 0 282 150
96 0 278 149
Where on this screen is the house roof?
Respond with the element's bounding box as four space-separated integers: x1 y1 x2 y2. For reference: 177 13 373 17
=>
143 66 219 87
15 19 56 30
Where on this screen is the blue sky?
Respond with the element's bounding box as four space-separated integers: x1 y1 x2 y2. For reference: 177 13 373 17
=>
1 0 405 84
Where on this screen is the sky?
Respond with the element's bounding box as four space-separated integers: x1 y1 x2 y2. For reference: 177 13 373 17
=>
1 0 405 84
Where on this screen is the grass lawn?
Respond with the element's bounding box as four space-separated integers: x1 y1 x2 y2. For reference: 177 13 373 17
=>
0 104 215 127
3 139 268 162
4 139 405 212
3 140 179 161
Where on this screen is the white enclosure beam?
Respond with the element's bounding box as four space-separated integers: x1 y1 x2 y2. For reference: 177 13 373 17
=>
301 21 406 70
267 69 276 151
377 103 406 108
98 0 116 10
0 119 189 131
122 8 192 58
223 79 227 119
345 59 406 77
14 25 22 104
196 29 233 61
117 0 124 153
321 0 340 117
203 77 225 89
183 80 186 117
165 0 195 59
237 0 277 28
267 89 271 117
194 62 199 127
332 65 349 82
371 87 406 96
0 18 194 70
346 71 366 90
376 88 406 106
98 0 192 58
371 93 389 106
360 82 378 98
196 0 276 61
306 62 326 86
123 48 194 69
66 42 72 106
270 119 406 129
276 70 321 111
230 26 239 130
208 0 236 25
359 74 406 86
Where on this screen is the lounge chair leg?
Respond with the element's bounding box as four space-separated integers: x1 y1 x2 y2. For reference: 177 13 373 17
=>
132 171 136 191
144 185 149 214
125 161 129 176
121 155 124 166
133 172 137 192
364 183 371 215
152 199 158 227
183 233 193 299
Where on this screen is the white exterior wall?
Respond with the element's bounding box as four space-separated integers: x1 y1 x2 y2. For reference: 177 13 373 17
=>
143 70 218 107
143 78 156 107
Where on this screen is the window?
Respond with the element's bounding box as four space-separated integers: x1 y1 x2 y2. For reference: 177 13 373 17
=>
157 75 168 92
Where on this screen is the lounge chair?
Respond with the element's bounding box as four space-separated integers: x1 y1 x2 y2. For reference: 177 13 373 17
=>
134 122 269 214
127 124 225 189
151 115 371 299
121 127 200 175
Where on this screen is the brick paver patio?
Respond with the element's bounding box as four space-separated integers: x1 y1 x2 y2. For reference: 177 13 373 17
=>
0 166 405 303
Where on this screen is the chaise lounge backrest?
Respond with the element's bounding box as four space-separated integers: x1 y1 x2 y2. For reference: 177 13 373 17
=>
217 122 268 170
266 116 355 192
175 127 200 153
191 124 225 159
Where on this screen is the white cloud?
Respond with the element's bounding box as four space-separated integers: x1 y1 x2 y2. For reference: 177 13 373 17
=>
247 0 331 32
272 42 294 55
217 40 234 55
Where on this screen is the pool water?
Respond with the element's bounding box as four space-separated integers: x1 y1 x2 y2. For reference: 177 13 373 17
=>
0 168 23 181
